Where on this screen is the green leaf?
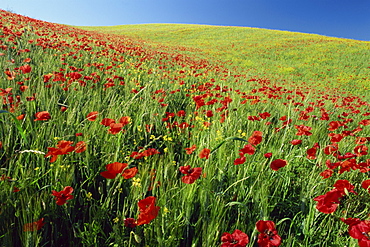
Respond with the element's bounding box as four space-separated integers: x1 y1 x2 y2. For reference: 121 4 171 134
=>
210 136 250 154
0 110 29 144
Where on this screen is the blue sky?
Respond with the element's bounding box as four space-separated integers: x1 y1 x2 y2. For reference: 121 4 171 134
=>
1 0 370 41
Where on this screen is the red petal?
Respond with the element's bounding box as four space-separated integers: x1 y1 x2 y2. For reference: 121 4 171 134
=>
270 159 288 171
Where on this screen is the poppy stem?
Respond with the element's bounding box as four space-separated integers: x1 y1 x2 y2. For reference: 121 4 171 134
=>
222 176 250 195
114 131 123 160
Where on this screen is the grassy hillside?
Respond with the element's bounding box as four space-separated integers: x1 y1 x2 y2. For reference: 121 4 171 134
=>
1 10 370 247
79 24 370 92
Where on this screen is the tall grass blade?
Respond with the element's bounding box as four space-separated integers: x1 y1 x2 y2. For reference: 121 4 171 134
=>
0 110 29 145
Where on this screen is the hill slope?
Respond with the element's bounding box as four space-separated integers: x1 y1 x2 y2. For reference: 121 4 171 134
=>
1 10 370 246
79 24 370 92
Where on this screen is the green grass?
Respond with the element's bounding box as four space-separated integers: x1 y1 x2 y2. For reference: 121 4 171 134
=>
79 23 370 92
1 10 370 247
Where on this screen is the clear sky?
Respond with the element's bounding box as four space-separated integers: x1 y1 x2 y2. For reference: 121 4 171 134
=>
1 0 370 41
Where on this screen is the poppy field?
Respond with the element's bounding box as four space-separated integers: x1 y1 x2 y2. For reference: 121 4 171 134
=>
1 9 370 247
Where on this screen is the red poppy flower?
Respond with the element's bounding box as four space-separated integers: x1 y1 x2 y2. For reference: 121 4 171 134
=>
355 137 369 145
100 116 130 134
34 111 51 121
179 122 190 129
256 220 281 247
295 125 312 136
19 85 28 92
177 110 186 117
205 110 214 118
122 167 138 179
337 158 357 174
103 82 115 90
328 121 342 131
259 112 271 119
203 121 211 127
185 144 197 154
44 74 53 83
145 124 154 133
19 64 32 74
45 140 75 163
264 152 272 158
86 111 98 121
346 220 370 247
221 229 249 247
328 133 344 143
324 144 339 155
44 147 62 163
100 162 128 179
248 115 261 121
234 154 246 165
239 144 255 155
270 159 287 171
17 114 25 120
361 180 370 193
320 169 334 179
354 145 368 156
193 95 206 109
4 69 16 80
333 179 356 195
52 186 74 205
306 143 319 160
359 119 370 126
199 148 210 159
179 165 202 184
23 218 45 232
290 139 302 145
66 72 82 81
119 116 131 126
136 196 160 226
341 217 361 227
313 189 343 214
358 161 370 173
108 123 124 135
145 148 161 156
59 140 75 153
248 131 263 146
74 141 86 153
101 118 115 126
130 148 160 159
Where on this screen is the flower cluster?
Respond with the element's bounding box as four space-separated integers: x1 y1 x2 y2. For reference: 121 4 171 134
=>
342 218 370 247
234 131 262 165
221 220 281 247
3 8 370 247
45 140 86 162
124 196 160 228
314 180 356 214
179 165 202 184
100 116 131 134
100 162 138 179
52 186 74 205
130 148 160 159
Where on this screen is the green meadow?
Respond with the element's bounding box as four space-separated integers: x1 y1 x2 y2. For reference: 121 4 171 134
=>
1 10 370 247
80 23 370 92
